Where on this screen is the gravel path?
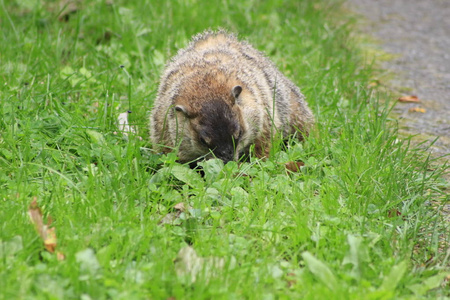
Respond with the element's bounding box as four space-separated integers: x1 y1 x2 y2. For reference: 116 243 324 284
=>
346 0 449 223
346 0 450 158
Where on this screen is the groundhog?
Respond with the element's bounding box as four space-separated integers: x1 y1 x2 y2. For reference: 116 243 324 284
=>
150 29 314 164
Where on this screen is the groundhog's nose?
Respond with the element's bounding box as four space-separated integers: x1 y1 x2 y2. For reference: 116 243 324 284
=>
216 148 234 164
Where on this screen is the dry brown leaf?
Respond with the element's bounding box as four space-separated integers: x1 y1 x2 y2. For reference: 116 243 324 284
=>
174 202 187 212
28 199 46 240
56 252 66 261
388 208 402 218
28 198 64 259
159 203 191 225
286 272 297 288
398 95 420 103
387 209 407 221
409 107 426 113
444 274 450 285
57 0 81 22
285 161 305 173
368 80 380 88
44 227 57 253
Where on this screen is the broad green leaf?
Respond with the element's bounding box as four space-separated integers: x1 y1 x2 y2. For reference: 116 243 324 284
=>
302 251 338 291
0 236 23 258
153 50 166 68
170 165 204 189
205 187 221 201
0 148 13 160
86 129 106 145
407 273 449 296
79 67 92 78
76 248 101 277
379 261 408 292
197 158 224 184
60 66 75 79
342 234 370 280
230 186 249 206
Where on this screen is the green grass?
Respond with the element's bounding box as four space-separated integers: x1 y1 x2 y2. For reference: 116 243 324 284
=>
1 0 449 299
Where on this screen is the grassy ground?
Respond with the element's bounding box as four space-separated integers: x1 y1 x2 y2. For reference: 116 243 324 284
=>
1 0 448 299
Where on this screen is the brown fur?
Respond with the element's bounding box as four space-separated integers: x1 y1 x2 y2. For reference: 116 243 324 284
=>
150 29 314 163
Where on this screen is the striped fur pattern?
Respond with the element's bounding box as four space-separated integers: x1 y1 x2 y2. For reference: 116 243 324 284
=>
150 29 314 163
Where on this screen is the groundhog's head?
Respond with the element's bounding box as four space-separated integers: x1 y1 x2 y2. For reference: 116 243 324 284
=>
174 85 247 163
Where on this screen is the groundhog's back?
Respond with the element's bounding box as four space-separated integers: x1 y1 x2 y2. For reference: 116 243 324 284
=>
150 30 314 158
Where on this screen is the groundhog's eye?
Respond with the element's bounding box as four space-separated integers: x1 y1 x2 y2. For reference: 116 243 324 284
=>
199 137 208 147
238 129 243 139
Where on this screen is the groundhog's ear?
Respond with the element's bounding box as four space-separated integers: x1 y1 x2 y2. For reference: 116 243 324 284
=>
175 105 190 117
231 85 242 103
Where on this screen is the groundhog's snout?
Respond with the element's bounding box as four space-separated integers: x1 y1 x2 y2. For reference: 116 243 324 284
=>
214 146 235 164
